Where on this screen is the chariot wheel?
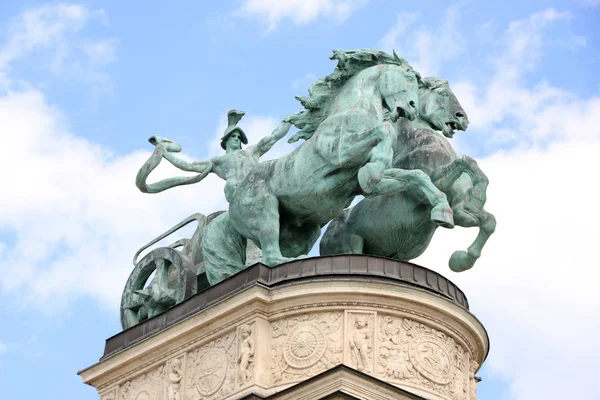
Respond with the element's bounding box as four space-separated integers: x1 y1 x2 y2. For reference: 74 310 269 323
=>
120 247 197 329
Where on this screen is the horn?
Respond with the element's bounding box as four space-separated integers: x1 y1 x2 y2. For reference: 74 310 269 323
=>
393 50 401 62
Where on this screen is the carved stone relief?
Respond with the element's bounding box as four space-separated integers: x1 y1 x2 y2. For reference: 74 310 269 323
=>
375 315 468 399
236 323 255 386
451 344 468 400
345 311 375 373
120 364 165 400
101 389 117 400
469 360 479 400
167 356 184 400
186 332 236 400
270 312 343 384
377 315 416 381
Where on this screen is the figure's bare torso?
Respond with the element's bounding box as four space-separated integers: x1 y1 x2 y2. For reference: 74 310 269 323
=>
212 146 259 202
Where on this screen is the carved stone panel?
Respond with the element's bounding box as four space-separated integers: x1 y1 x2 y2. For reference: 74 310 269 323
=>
236 322 255 387
375 315 468 399
120 364 165 400
101 388 117 400
376 315 416 381
468 360 480 400
166 355 184 400
345 311 375 373
451 347 468 400
270 312 343 384
186 332 236 400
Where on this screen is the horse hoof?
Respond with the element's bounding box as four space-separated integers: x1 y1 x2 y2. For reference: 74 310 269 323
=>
262 256 294 267
431 205 454 229
449 250 476 272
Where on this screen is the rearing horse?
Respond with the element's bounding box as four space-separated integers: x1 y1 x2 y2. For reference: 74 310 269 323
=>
135 50 456 284
320 77 496 272
202 50 455 283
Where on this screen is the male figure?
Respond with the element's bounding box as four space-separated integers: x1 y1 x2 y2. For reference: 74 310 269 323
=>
135 110 294 281
237 324 255 383
350 315 372 372
140 109 292 203
167 358 182 400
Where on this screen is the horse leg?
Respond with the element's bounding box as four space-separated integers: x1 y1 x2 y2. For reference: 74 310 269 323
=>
362 167 454 228
279 220 322 258
340 121 452 228
356 122 395 194
256 211 292 267
320 209 365 255
431 156 489 212
229 182 292 267
449 209 496 272
430 156 495 271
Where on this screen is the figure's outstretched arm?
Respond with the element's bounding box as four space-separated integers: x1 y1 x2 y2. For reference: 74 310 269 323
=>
254 120 293 157
136 136 213 194
162 151 212 173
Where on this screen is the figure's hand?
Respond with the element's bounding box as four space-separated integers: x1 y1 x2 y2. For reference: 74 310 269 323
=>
148 135 182 152
287 130 312 144
283 110 304 124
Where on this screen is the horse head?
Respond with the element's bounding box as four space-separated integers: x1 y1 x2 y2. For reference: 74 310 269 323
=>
377 64 419 123
418 77 469 138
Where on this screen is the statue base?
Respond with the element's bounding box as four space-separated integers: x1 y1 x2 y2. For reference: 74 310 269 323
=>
79 256 488 400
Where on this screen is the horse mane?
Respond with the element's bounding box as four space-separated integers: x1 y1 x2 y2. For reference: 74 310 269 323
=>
290 49 420 141
420 77 449 91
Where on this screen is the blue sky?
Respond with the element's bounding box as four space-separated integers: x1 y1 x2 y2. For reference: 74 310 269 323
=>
0 1 599 399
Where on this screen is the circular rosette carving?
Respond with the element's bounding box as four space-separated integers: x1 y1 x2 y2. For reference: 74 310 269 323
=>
409 336 453 384
193 348 229 396
283 324 327 369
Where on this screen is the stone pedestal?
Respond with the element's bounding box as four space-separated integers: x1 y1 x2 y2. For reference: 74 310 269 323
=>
79 256 488 400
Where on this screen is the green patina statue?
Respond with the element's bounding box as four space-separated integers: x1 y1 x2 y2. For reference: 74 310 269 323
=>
136 109 293 203
121 49 495 329
320 77 496 271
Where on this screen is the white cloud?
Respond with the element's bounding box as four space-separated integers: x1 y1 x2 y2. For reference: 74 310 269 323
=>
379 12 417 53
0 91 295 312
499 9 574 77
0 88 228 311
0 3 90 70
378 6 465 77
0 3 117 94
0 4 299 314
448 8 598 150
398 8 600 400
415 140 600 400
237 0 369 31
0 340 7 357
0 5 223 312
81 38 119 66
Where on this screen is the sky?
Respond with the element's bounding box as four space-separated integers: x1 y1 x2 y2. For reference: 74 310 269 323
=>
0 1 599 399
